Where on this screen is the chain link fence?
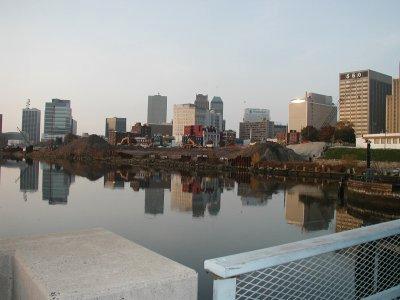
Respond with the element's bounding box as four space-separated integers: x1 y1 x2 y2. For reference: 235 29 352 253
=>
205 220 400 300
236 235 399 299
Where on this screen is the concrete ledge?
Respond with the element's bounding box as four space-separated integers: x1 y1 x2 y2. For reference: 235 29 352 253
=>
0 229 198 300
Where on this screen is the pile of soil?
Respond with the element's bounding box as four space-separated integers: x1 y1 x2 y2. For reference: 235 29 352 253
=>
53 135 114 159
237 142 303 162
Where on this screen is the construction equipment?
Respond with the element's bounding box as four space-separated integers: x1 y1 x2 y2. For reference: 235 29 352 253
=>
14 166 29 202
17 126 30 145
117 136 133 146
16 126 33 152
183 137 199 149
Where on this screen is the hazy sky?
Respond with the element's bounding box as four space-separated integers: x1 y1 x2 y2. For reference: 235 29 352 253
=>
1 0 400 134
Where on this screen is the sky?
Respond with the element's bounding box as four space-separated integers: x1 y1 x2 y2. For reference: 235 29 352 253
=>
1 0 400 134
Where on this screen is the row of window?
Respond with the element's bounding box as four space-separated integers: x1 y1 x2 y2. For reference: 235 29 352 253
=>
373 138 400 144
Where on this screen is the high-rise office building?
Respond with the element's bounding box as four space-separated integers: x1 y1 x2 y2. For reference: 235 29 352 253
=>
105 117 126 138
194 94 209 110
173 104 197 143
194 94 210 126
288 92 337 133
71 119 77 135
243 108 270 122
210 96 224 131
386 78 400 133
339 70 392 136
240 108 274 141
22 108 41 144
210 96 223 115
209 110 223 133
43 99 73 141
147 94 167 124
0 114 2 133
239 120 274 142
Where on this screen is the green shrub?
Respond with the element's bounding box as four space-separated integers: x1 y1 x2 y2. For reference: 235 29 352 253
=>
324 148 400 162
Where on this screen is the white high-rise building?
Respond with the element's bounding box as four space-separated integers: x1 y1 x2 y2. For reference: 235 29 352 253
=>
288 92 337 133
172 104 197 143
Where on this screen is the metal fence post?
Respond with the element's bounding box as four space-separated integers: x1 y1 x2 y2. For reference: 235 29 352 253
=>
213 277 236 300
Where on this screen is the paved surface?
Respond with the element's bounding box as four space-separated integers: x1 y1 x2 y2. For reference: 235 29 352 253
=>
287 142 327 159
0 228 198 299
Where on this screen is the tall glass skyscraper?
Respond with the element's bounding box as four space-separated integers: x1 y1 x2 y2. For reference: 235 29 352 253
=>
22 108 41 144
43 99 73 141
147 94 167 124
210 96 223 115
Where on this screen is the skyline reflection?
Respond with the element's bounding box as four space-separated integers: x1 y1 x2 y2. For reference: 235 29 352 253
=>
0 160 396 232
284 184 335 232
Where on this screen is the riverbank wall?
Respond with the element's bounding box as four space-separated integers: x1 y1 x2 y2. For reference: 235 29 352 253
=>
0 229 197 300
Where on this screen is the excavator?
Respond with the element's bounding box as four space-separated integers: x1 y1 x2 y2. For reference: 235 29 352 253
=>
117 136 134 146
183 137 199 149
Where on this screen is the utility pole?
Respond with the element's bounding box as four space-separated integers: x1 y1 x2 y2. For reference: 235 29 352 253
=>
366 140 371 169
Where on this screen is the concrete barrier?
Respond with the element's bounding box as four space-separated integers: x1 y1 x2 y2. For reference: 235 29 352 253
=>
0 229 198 300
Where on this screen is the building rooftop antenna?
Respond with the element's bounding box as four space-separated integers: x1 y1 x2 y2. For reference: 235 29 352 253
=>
26 99 30 109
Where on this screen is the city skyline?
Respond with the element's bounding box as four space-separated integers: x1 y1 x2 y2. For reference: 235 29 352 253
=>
1 1 400 134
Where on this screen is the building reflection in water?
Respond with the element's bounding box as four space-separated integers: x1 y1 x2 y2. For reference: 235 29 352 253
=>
238 178 279 206
170 174 222 217
222 178 235 191
170 174 193 212
145 188 164 215
42 164 75 205
103 170 170 216
20 161 39 193
144 173 170 215
104 171 125 189
285 184 334 232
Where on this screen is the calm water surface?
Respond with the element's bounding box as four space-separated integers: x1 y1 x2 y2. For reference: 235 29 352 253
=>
0 160 395 299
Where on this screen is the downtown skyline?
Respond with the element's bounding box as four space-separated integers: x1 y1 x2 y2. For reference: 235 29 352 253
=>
1 0 400 134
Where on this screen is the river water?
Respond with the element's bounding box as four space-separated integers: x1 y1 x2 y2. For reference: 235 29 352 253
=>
0 160 397 299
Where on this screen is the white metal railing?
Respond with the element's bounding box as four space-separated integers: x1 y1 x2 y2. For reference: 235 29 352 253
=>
204 219 400 300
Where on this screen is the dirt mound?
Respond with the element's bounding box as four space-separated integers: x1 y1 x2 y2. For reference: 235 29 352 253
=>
237 142 303 162
53 135 114 159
